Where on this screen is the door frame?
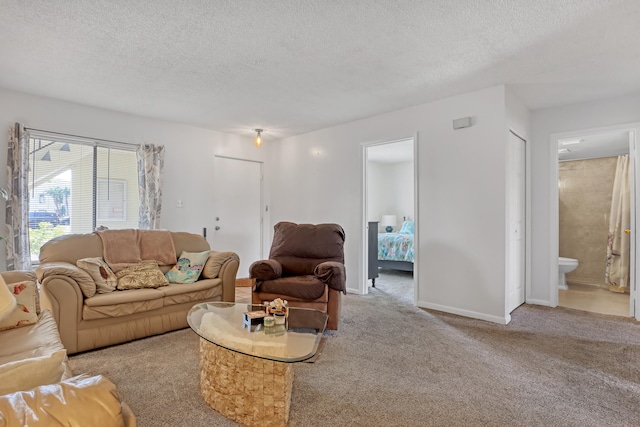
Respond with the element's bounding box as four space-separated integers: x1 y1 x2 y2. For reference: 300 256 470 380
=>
360 133 419 299
549 123 640 320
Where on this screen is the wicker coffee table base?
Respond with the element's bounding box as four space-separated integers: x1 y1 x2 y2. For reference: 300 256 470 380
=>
199 339 293 427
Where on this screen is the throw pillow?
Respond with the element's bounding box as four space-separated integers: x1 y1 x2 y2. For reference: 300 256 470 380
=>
116 262 169 290
0 349 66 395
0 280 39 331
202 251 238 279
165 250 210 284
0 374 125 427
399 220 414 234
77 257 118 293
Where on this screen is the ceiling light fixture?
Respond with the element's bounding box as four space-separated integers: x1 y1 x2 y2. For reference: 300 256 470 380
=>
253 129 264 148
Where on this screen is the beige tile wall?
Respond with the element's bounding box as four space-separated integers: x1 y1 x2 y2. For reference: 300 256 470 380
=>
559 157 617 287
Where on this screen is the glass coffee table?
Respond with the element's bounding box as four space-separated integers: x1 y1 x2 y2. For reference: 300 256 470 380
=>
187 302 328 427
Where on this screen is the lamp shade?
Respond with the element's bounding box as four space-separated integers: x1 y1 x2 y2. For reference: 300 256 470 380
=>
0 275 16 321
380 215 398 232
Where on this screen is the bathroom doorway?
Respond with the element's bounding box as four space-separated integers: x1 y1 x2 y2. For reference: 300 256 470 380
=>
554 129 635 317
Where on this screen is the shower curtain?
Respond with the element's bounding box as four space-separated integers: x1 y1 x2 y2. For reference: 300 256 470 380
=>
605 155 630 293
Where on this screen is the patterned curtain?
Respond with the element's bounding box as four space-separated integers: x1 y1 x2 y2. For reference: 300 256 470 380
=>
136 144 165 230
5 123 31 270
605 155 630 293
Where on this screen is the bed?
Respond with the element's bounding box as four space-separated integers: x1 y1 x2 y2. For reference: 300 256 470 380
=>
367 220 415 287
377 231 414 272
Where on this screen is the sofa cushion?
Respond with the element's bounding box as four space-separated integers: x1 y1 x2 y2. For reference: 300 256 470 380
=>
83 288 164 320
0 349 66 395
161 279 222 306
116 262 169 290
165 250 210 284
0 280 38 331
202 251 239 279
0 374 125 427
257 276 326 300
77 257 118 293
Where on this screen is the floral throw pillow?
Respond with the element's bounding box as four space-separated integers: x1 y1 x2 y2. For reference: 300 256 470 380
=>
115 262 169 290
0 281 39 331
77 257 117 294
165 251 210 284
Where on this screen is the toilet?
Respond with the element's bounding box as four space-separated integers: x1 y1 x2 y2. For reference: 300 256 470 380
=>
558 257 579 290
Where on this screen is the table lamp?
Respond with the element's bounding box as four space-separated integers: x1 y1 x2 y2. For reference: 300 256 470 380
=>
380 215 398 233
0 275 16 321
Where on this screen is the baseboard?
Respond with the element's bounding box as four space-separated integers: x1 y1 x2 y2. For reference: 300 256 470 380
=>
416 300 510 325
526 298 551 306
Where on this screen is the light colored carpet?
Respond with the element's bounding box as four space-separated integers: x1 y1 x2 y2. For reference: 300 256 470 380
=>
70 270 640 426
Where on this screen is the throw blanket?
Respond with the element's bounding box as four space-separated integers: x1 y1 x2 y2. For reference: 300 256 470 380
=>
96 229 177 273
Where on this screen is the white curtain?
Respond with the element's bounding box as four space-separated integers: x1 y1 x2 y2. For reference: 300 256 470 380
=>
605 154 630 293
136 144 165 230
5 123 31 270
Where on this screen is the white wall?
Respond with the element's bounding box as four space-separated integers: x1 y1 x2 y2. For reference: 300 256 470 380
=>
0 88 271 270
530 92 640 304
269 85 511 323
367 160 414 232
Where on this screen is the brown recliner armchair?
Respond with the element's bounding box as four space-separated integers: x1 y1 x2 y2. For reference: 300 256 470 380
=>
250 222 346 330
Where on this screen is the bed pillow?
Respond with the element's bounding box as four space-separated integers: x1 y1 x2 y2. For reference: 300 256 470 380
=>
0 280 39 331
0 349 66 395
398 220 414 234
165 250 210 284
77 257 118 293
116 262 169 290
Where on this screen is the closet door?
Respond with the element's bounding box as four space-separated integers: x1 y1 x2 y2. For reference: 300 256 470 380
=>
507 132 526 313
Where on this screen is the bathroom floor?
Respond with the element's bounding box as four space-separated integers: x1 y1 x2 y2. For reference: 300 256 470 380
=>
559 283 630 317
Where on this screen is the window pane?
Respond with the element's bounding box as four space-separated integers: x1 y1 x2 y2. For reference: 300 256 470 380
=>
28 137 139 262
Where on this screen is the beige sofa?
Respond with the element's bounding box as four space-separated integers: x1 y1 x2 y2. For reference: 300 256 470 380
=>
0 270 136 426
37 231 239 354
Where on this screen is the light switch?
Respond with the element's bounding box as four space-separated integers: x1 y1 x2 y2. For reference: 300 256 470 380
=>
176 199 184 208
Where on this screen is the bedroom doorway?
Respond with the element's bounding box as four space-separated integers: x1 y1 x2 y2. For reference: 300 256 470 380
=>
363 137 417 302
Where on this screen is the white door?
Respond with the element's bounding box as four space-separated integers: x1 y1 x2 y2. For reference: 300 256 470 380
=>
212 156 262 278
507 132 526 313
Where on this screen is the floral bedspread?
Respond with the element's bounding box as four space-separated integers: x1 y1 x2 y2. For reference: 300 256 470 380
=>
377 233 414 262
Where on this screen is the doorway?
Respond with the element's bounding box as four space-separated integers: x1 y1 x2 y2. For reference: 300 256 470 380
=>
212 155 263 279
362 137 417 301
550 126 639 319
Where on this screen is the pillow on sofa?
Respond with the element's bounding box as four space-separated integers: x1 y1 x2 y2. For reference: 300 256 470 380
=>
77 257 118 293
0 349 66 395
165 250 210 284
0 374 125 427
116 262 169 290
202 251 238 279
0 280 39 331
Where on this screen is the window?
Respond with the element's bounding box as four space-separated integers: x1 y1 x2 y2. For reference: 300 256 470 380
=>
28 132 139 262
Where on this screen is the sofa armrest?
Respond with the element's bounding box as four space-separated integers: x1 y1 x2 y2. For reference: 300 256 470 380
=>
249 260 283 284
217 255 239 303
0 270 36 284
37 263 89 354
0 374 129 427
314 261 346 294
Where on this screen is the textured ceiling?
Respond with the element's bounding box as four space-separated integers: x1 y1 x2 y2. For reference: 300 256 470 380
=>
1 1 639 139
